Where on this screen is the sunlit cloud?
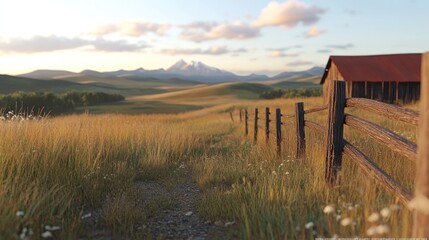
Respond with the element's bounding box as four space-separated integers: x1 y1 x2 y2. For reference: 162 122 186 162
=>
180 21 260 42
92 21 171 37
269 51 300 58
253 0 325 29
160 45 230 55
305 26 326 38
0 36 147 53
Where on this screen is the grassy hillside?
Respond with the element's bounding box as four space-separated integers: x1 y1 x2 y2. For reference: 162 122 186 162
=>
133 82 274 105
0 75 124 95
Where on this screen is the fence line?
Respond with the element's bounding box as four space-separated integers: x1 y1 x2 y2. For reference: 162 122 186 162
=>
232 52 429 236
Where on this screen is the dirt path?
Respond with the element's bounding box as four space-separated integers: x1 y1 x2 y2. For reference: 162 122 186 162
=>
136 169 230 239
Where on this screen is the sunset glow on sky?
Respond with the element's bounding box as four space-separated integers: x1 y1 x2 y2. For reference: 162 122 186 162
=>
0 0 428 75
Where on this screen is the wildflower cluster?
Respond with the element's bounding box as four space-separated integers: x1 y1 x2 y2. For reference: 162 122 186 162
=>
0 110 42 122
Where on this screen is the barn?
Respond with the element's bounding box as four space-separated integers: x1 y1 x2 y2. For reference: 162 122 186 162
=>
320 53 422 104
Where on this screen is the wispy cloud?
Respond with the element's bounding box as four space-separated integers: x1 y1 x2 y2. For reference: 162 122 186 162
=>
305 26 326 38
160 45 230 55
317 49 332 53
287 60 314 66
0 36 147 53
266 45 302 52
326 43 354 49
254 0 325 29
92 21 171 37
180 21 260 42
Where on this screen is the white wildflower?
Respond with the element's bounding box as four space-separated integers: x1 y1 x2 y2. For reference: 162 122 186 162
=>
376 224 390 234
272 170 277 176
305 222 314 229
41 231 53 238
366 226 377 236
368 212 380 222
285 172 290 175
340 217 352 226
45 225 60 231
335 214 341 221
16 211 25 217
380 207 391 218
323 205 335 214
81 213 92 219
184 211 193 216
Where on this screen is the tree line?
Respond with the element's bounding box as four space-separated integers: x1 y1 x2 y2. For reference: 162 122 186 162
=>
0 91 125 115
260 88 322 99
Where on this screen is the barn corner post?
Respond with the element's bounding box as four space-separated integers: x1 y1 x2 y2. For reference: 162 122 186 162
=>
276 108 282 157
325 80 346 186
295 102 305 160
412 52 429 237
254 108 259 143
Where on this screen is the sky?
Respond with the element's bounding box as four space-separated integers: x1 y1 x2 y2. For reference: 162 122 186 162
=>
0 0 428 76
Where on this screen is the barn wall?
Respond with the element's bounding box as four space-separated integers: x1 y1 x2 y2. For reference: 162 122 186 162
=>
322 64 420 104
322 63 345 103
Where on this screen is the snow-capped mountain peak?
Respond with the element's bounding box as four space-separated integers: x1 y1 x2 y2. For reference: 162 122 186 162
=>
167 60 233 76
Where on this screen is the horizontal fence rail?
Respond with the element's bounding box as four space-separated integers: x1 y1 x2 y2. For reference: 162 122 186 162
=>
344 114 417 161
346 98 419 126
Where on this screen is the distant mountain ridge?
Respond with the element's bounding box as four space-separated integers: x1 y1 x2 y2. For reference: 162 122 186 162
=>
17 60 324 83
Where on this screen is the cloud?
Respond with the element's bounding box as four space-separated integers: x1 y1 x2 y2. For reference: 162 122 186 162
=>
160 45 230 55
266 45 302 51
287 60 314 66
326 43 354 49
0 35 147 53
305 26 326 38
180 21 260 42
254 0 325 29
317 49 332 53
92 21 171 37
92 38 147 52
0 36 87 53
269 51 300 58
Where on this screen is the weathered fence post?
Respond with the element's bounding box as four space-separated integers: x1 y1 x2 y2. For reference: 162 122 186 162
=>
254 108 259 143
412 52 429 237
295 102 305 159
265 107 270 144
229 111 234 122
239 109 242 123
325 80 346 185
245 109 248 136
276 108 282 156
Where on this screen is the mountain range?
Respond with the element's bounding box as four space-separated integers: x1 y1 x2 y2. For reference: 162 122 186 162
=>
18 60 324 83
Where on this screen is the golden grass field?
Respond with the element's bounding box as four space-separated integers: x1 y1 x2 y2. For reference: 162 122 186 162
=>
0 96 418 239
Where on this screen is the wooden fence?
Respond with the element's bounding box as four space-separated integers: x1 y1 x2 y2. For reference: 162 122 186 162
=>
233 52 429 237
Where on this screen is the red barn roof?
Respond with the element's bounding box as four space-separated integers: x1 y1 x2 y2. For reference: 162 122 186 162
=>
320 53 422 84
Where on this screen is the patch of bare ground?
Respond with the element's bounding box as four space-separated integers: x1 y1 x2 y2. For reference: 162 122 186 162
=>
79 167 234 239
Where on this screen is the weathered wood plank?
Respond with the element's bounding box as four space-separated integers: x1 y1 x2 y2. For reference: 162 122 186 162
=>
254 108 258 143
412 52 429 237
325 80 346 185
265 107 270 144
346 98 419 126
276 108 282 156
295 102 305 159
344 114 417 161
343 140 412 205
304 105 328 114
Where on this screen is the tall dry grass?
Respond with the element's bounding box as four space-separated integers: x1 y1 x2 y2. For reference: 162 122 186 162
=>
0 96 417 239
